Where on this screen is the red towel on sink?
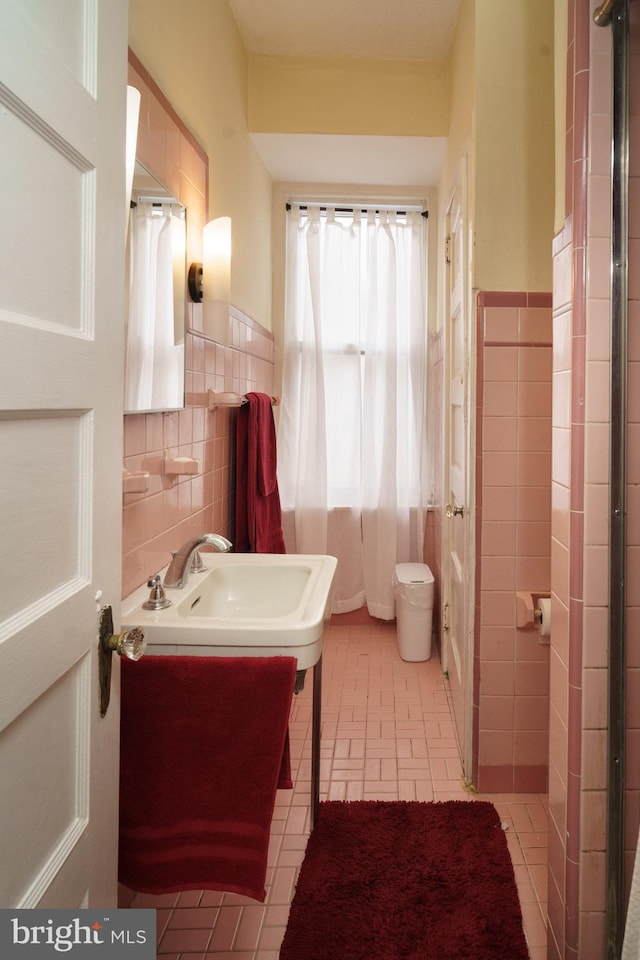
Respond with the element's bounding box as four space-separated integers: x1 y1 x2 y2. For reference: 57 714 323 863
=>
118 655 296 901
235 392 286 553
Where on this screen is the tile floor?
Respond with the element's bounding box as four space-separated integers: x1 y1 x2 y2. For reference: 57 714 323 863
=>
124 619 548 959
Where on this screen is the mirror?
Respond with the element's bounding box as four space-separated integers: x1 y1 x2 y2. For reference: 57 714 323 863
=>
124 162 187 413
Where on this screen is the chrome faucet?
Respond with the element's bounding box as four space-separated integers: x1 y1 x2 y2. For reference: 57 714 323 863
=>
164 533 232 589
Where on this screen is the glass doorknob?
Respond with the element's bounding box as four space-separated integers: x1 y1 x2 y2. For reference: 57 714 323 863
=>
107 626 146 661
98 606 146 717
445 502 464 518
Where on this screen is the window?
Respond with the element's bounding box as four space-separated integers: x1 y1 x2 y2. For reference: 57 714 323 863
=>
277 203 430 618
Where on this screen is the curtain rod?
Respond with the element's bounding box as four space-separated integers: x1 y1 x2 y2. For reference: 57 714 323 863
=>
286 202 428 219
130 199 186 214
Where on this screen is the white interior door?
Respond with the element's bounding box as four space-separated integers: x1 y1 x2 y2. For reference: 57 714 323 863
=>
442 159 474 780
0 0 127 907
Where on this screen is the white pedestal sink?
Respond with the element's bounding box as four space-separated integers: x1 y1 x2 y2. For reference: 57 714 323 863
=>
122 552 336 670
121 552 337 826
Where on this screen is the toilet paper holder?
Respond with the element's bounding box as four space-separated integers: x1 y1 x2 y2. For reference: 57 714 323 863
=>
515 591 550 629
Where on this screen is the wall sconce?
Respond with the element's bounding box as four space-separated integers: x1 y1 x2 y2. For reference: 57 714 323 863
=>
125 86 141 239
188 216 232 343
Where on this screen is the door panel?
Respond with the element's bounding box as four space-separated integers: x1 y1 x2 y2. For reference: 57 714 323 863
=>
443 159 474 779
0 0 127 907
0 658 91 906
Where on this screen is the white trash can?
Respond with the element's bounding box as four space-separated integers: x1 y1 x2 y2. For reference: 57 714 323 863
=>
393 563 435 662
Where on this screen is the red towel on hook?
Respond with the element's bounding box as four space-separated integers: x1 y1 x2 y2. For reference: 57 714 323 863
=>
235 392 286 553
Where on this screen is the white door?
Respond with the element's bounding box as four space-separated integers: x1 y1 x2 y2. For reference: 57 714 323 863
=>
442 160 475 779
0 0 127 907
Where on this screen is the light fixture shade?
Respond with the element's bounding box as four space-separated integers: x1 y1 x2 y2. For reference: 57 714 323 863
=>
125 86 141 238
202 216 231 343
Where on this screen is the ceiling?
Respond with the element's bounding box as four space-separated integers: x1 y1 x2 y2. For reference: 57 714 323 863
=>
249 133 447 188
228 0 461 187
227 0 460 60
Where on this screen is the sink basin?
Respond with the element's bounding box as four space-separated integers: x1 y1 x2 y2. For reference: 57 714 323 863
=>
180 563 313 619
121 553 337 670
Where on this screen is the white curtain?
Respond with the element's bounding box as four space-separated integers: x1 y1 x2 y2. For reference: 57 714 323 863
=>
277 204 430 619
125 202 184 412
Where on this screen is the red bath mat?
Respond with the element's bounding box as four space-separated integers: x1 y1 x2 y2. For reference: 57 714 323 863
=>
280 800 529 960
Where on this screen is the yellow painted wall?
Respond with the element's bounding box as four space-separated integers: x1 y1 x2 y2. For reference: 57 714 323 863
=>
474 0 555 291
128 0 556 322
128 0 273 329
248 56 449 136
441 0 475 202
439 0 555 309
554 0 568 234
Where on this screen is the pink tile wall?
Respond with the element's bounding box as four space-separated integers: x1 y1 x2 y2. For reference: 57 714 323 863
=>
550 216 578 960
546 1 590 954
475 293 552 796
573 11 607 954
546 0 640 954
122 54 275 598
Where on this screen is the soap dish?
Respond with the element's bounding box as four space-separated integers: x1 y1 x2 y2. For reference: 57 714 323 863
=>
123 470 150 494
164 456 199 476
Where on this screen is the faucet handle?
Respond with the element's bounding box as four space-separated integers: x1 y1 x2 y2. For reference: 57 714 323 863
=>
143 574 172 610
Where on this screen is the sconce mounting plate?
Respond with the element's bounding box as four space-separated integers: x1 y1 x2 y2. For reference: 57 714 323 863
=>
188 262 203 302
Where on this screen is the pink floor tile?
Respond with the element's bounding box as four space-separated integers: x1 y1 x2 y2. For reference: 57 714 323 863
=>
125 623 548 958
